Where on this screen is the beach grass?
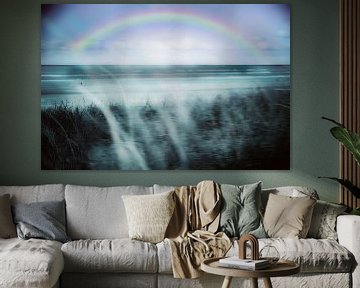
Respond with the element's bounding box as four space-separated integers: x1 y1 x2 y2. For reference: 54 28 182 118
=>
41 89 290 170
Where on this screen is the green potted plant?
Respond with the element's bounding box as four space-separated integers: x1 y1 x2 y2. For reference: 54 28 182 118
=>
320 117 360 215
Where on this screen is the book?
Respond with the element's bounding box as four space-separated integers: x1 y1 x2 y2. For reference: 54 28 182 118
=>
218 257 271 270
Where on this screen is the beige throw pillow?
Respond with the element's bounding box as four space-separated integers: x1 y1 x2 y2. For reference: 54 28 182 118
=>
122 191 175 243
263 193 316 238
0 194 17 238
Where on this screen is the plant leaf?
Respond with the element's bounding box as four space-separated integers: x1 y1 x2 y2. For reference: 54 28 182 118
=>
319 177 360 198
330 126 360 165
322 117 360 165
322 116 344 127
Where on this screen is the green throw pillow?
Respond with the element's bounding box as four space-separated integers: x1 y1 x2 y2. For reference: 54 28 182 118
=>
218 182 266 238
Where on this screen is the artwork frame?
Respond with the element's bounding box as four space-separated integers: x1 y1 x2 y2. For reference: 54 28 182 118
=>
41 4 290 170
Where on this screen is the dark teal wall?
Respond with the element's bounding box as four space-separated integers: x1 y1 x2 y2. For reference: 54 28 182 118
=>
0 0 340 202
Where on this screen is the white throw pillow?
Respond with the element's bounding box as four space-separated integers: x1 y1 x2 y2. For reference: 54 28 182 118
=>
122 191 175 243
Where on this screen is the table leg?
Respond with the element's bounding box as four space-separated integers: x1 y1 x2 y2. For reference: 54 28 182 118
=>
263 277 273 288
221 276 233 288
251 278 258 288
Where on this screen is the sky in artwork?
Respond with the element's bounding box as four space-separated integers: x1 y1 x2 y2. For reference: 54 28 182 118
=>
41 4 290 65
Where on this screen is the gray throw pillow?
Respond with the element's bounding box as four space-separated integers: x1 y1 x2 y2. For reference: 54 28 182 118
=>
12 200 70 243
0 194 17 238
218 182 266 238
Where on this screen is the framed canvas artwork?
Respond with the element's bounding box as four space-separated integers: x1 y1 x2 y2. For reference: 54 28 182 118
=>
41 4 290 170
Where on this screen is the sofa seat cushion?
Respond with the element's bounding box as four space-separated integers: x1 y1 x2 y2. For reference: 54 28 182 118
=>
157 238 354 274
0 238 64 288
230 238 353 273
260 238 353 272
156 240 173 274
61 239 158 273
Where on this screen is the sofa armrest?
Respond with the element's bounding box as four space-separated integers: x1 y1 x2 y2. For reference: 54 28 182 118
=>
337 215 360 288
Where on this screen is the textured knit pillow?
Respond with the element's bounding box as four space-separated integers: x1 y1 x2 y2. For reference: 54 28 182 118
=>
12 200 70 243
263 193 316 238
122 190 175 243
0 194 16 238
307 200 347 240
218 182 266 238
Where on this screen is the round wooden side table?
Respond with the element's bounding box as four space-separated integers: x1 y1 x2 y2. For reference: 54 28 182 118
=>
201 257 300 288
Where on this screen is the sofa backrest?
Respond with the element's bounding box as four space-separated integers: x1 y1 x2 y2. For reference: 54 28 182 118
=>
0 184 65 204
0 184 320 240
154 183 320 211
154 183 320 210
65 184 153 239
153 184 175 194
261 186 319 212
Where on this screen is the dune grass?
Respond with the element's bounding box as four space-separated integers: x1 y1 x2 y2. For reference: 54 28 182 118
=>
41 89 290 170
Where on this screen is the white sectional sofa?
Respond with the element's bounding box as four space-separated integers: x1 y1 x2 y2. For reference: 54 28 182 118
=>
0 183 359 288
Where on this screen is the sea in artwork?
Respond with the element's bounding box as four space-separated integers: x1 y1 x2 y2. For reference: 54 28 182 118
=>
41 64 290 170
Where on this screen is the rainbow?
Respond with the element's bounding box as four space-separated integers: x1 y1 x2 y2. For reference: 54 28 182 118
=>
71 9 265 61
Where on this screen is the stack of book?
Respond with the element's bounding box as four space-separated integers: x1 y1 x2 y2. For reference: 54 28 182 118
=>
218 257 271 270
